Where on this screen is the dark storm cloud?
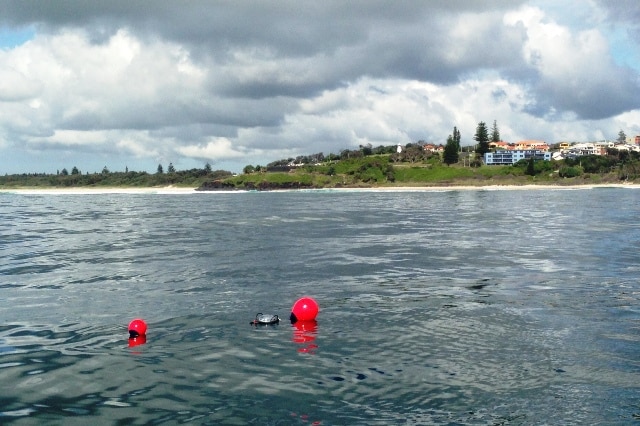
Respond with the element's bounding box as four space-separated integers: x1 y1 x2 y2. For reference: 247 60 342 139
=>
59 94 294 132
537 67 639 120
0 1 527 83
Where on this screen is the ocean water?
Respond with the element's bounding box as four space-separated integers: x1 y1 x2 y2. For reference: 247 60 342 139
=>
0 188 639 425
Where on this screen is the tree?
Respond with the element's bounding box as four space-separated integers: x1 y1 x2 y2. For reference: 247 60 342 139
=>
490 120 500 143
167 162 176 173
526 158 535 176
157 164 164 174
204 162 212 173
61 168 69 176
71 166 80 175
243 165 255 174
443 134 459 165
360 143 373 156
402 144 426 163
474 121 490 156
453 126 461 152
618 130 627 144
102 166 110 174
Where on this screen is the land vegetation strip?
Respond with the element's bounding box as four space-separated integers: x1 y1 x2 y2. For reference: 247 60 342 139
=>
2 147 639 190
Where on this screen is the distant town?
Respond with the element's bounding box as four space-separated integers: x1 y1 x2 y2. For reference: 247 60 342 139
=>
3 128 640 189
406 134 640 166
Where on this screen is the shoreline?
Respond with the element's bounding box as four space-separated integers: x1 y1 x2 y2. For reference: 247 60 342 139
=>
2 183 640 194
0 186 200 195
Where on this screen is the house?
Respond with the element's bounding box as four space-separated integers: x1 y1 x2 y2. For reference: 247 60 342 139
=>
488 141 510 150
423 143 444 153
568 143 599 156
513 140 549 151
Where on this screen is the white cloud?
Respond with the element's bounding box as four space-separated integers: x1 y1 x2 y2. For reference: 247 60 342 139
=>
29 129 109 146
0 66 41 101
504 5 639 119
177 137 246 161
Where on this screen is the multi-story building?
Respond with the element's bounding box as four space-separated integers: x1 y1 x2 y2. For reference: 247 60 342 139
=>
484 150 552 165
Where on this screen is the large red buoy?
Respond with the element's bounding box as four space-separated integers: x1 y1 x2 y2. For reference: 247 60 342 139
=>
290 297 319 322
128 318 147 338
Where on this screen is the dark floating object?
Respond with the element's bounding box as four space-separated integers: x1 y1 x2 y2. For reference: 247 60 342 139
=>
250 313 280 325
468 284 488 290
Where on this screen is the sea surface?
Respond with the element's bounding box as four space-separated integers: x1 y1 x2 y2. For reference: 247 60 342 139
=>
0 188 639 425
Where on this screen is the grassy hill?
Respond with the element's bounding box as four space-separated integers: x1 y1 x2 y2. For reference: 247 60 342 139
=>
198 154 632 191
1 150 638 190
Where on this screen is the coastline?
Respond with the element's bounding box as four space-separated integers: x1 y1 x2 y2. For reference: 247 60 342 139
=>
0 186 200 195
342 183 640 191
2 182 640 194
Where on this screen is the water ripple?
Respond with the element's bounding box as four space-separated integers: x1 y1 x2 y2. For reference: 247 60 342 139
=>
1 190 639 424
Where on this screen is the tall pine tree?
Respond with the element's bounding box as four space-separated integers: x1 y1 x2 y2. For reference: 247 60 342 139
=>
617 130 627 144
443 134 459 165
490 120 500 143
474 121 490 156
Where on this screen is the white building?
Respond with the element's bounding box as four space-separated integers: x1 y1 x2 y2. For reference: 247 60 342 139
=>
484 150 552 165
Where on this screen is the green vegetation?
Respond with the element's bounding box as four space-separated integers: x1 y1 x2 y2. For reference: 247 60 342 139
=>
2 143 640 191
0 167 232 188
443 127 461 165
224 146 640 190
474 121 490 156
490 120 500 143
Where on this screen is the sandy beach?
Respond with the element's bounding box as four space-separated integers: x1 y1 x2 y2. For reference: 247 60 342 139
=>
2 183 640 195
0 186 200 195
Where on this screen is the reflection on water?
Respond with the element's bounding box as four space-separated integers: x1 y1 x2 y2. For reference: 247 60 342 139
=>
0 189 639 424
292 320 318 354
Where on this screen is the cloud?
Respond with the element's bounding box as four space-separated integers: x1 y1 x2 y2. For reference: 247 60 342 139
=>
177 137 246 161
0 67 41 101
504 6 640 120
0 1 638 173
595 0 640 26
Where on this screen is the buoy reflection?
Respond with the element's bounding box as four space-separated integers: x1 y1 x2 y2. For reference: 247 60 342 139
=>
128 334 147 348
292 320 318 353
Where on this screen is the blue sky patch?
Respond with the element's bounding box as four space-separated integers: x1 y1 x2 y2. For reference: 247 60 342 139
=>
0 26 35 48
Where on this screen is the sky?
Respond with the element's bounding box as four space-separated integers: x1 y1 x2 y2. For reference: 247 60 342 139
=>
0 1 639 174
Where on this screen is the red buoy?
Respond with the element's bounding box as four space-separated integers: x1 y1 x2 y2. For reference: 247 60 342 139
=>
290 297 319 322
128 318 147 337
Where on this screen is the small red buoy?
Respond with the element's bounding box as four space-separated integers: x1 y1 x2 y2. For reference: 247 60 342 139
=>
290 297 319 322
128 318 147 338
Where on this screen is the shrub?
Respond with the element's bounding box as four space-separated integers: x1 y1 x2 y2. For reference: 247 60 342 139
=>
559 166 583 178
